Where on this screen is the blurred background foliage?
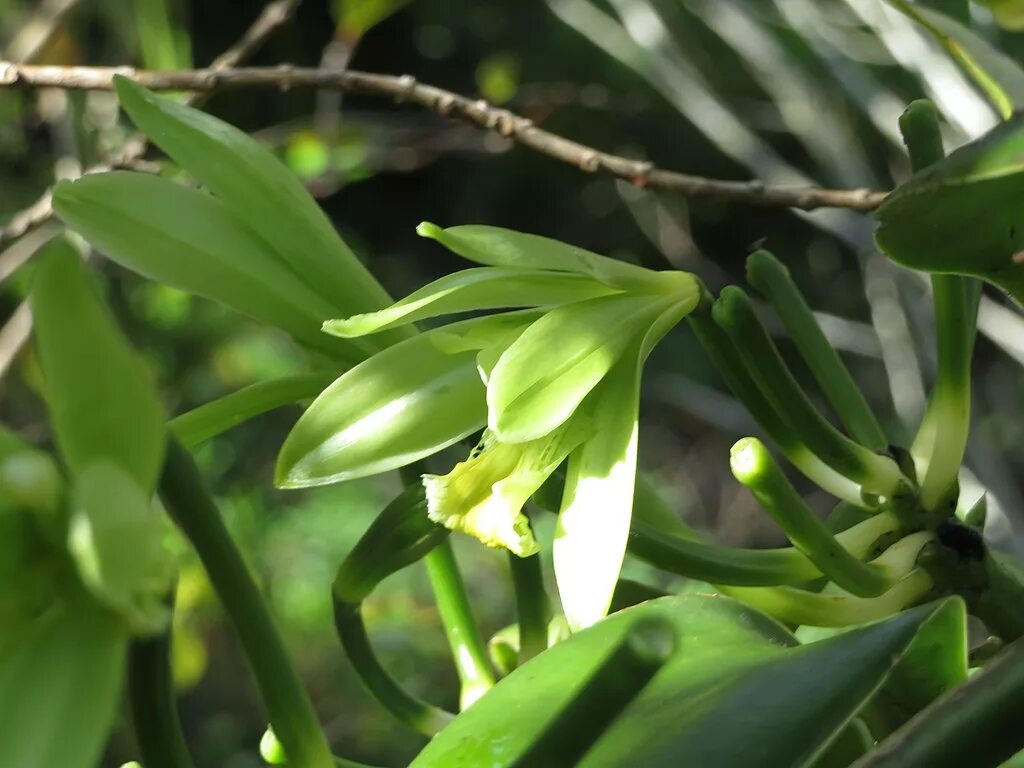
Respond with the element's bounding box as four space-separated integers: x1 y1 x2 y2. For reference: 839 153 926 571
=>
2 0 1024 765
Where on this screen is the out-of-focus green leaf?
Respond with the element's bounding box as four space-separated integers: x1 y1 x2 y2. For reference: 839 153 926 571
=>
417 222 666 290
488 294 673 443
477 52 521 104
68 461 172 633
875 115 1024 305
323 267 619 338
412 596 964 767
336 0 410 38
0 599 127 768
276 313 539 487
112 77 403 347
31 240 166 490
886 0 1024 117
974 0 1024 30
53 172 365 361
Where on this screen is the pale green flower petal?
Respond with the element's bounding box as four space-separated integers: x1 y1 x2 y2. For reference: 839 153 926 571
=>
424 421 591 556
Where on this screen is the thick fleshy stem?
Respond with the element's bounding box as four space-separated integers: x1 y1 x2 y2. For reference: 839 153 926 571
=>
159 438 334 768
127 619 195 768
899 100 978 511
688 299 865 505
746 249 888 451
729 437 892 597
424 540 497 709
712 287 903 497
509 552 550 663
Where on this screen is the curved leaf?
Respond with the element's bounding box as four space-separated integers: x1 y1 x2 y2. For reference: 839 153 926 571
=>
276 313 539 487
113 77 403 346
53 172 364 361
413 596 965 768
324 267 618 337
31 240 166 490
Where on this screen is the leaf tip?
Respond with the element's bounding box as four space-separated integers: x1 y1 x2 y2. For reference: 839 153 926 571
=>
416 221 444 241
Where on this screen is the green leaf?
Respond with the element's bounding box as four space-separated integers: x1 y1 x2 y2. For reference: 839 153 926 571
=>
417 222 666 290
554 298 700 630
875 115 1024 305
323 267 619 338
68 461 173 633
52 172 365 361
488 294 676 443
0 599 128 768
276 313 539 487
31 239 166 490
412 596 965 768
112 77 403 347
977 0 1024 30
885 0 1024 117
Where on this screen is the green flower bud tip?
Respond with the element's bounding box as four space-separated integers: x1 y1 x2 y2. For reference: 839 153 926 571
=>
423 419 590 556
729 437 768 484
260 726 287 765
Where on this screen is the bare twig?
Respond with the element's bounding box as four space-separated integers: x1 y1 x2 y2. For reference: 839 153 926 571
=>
0 63 889 215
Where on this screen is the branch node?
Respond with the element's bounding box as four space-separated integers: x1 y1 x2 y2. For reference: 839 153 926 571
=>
275 63 295 91
579 150 601 172
396 74 417 102
0 63 18 85
630 160 654 188
435 93 457 115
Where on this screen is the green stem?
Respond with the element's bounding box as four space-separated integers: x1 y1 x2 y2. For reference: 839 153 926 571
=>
424 540 497 709
712 287 903 496
127 624 195 768
509 553 550 663
899 100 978 512
730 437 891 597
331 599 454 735
627 513 900 587
688 303 865 505
508 617 676 768
746 249 888 450
159 438 334 768
170 372 338 448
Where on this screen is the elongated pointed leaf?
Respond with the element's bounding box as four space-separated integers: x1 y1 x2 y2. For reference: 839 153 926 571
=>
417 222 664 290
32 240 166 490
412 596 965 768
0 599 127 768
875 116 1024 304
885 1 1024 117
277 313 540 487
488 294 673 443
53 172 364 361
554 299 693 630
324 267 619 337
113 77 403 346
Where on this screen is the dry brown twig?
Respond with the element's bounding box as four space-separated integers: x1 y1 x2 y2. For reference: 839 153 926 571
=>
0 61 888 225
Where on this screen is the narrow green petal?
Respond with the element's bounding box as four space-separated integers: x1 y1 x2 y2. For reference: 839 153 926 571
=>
276 313 538 488
324 268 619 338
424 420 590 556
488 294 674 443
417 222 665 290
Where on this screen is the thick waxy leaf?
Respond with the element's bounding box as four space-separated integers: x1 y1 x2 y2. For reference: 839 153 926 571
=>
417 222 666 290
886 1 1024 116
53 173 363 361
32 240 166 490
0 599 127 768
276 313 539 487
68 461 173 633
412 596 965 768
554 299 695 630
323 267 619 337
488 294 674 443
113 77 402 346
875 115 1024 305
